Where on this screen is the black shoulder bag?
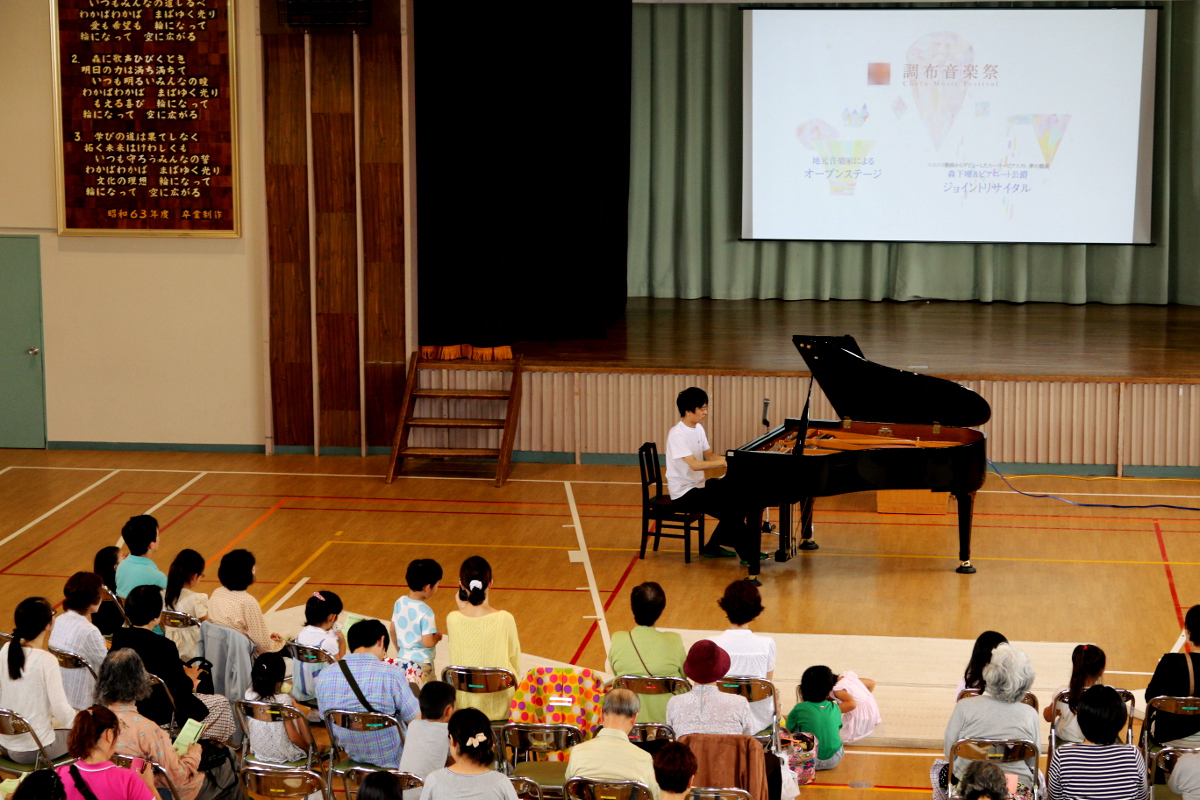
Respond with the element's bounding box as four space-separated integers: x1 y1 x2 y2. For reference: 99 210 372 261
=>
338 660 378 713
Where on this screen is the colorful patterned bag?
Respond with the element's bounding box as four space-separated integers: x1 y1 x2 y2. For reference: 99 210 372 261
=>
781 731 819 785
509 667 605 761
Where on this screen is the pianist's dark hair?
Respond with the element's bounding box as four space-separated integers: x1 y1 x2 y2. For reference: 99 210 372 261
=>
676 387 709 416
963 630 1008 692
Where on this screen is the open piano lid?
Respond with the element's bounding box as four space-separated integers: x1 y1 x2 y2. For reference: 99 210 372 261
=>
793 335 992 428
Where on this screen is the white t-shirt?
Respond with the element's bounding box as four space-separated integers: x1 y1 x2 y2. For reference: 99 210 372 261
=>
707 629 777 735
666 420 710 500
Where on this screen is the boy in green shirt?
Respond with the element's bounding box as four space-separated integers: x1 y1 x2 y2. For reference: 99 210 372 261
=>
786 665 846 770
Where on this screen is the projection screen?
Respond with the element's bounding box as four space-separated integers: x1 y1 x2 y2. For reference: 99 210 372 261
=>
741 8 1158 244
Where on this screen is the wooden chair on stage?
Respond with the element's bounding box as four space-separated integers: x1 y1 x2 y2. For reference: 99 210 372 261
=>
638 442 705 564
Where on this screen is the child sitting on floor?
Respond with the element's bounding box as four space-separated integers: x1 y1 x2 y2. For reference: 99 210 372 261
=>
833 670 881 744
293 590 346 702
786 665 845 770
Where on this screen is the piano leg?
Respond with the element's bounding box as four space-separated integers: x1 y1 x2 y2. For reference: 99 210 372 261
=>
954 491 976 574
798 497 818 551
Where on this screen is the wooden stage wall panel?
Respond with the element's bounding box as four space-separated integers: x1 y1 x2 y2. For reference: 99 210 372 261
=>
405 369 1199 469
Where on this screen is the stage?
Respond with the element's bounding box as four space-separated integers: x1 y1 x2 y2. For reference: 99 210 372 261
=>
514 298 1200 383
404 299 1200 475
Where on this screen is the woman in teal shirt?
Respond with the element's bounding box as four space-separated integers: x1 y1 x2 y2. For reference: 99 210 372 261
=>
786 665 846 770
607 582 687 723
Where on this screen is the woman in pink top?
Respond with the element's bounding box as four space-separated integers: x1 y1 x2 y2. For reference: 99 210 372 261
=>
56 705 155 800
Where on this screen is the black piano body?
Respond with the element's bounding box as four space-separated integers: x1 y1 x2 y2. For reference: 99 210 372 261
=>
724 335 992 574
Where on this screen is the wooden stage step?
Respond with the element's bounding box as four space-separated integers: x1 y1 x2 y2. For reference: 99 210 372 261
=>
407 418 505 429
417 360 517 372
398 447 501 459
413 388 510 400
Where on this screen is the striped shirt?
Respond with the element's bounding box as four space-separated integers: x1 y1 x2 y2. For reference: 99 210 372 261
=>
1048 742 1148 800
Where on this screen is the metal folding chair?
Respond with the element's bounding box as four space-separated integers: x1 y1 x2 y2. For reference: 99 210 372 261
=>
0 709 76 776
718 676 781 753
511 775 546 799
1141 695 1200 774
240 765 327 799
161 608 201 630
283 640 336 708
691 790 754 800
955 687 1040 712
947 738 1040 800
502 723 585 796
564 777 654 800
611 676 690 696
0 632 12 645
323 709 405 782
441 665 518 722
101 584 134 627
341 766 423 800
146 672 181 734
234 699 329 774
1151 746 1200 799
112 752 182 799
629 723 675 744
1046 687 1135 764
48 645 98 679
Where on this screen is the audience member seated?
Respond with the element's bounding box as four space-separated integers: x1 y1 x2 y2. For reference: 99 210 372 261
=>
293 590 345 703
445 556 521 721
957 762 1008 800
56 704 157 800
91 547 126 637
417 708 517 800
390 558 444 684
786 666 845 770
398 681 456 800
0 597 75 764
207 549 284 657
1169 753 1200 800
315 619 419 769
833 670 880 745
653 742 698 800
111 585 235 742
244 651 312 764
114 516 166 599
666 640 754 737
708 580 776 735
1146 604 1200 746
97 649 210 800
8 769 66 800
1047 685 1146 800
943 643 1040 793
164 549 209 661
1044 644 1106 746
565 688 661 798
608 582 686 724
360 771 406 800
49 572 109 711
958 630 1008 698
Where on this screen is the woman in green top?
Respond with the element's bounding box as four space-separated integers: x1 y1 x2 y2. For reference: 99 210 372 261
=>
607 583 687 723
786 665 847 770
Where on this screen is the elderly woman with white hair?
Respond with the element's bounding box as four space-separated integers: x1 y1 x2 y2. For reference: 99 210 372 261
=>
942 643 1041 796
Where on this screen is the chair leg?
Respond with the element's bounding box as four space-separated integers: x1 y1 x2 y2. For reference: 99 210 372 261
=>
639 515 649 560
652 525 662 552
698 514 706 553
684 519 691 564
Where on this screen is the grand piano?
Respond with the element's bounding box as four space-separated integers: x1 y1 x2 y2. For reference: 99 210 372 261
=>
725 335 991 574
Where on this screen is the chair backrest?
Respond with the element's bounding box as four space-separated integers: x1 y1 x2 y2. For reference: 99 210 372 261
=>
160 609 200 629
240 766 327 799
717 676 776 705
612 676 691 696
629 723 675 743
637 442 663 505
691 789 754 800
235 699 318 767
0 708 51 765
1147 695 1200 716
100 585 133 627
950 737 1039 765
1047 687 1136 759
501 722 585 762
441 665 517 693
1152 746 1200 785
147 673 178 716
955 688 1040 712
510 667 606 759
47 645 98 679
324 708 405 761
284 639 336 665
564 777 655 800
112 752 182 798
678 734 766 798
341 766 424 799
0 632 12 645
511 775 545 799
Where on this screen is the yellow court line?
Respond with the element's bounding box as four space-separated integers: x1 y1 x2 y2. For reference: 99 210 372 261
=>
812 551 1200 566
259 540 335 608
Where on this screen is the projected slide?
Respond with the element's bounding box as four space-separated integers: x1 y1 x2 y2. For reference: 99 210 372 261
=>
742 9 1157 244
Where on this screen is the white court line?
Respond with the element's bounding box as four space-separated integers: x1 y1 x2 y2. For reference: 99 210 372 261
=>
564 481 611 665
267 576 310 614
0 470 121 549
0 465 640 485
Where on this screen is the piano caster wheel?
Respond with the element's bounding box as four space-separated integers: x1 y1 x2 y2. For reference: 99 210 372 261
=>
799 540 819 551
956 560 976 574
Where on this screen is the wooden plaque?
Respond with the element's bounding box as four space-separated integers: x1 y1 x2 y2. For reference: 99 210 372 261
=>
51 0 240 236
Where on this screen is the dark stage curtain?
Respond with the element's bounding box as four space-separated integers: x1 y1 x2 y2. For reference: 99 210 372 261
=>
414 3 631 357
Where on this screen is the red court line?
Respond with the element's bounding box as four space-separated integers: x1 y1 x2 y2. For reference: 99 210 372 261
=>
0 492 126 575
1155 521 1186 630
159 493 212 531
570 554 640 666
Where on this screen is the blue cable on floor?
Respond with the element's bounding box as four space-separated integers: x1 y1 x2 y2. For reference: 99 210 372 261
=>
987 460 1200 512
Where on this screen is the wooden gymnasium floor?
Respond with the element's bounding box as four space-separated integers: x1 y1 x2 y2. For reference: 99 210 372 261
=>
3 449 1200 797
